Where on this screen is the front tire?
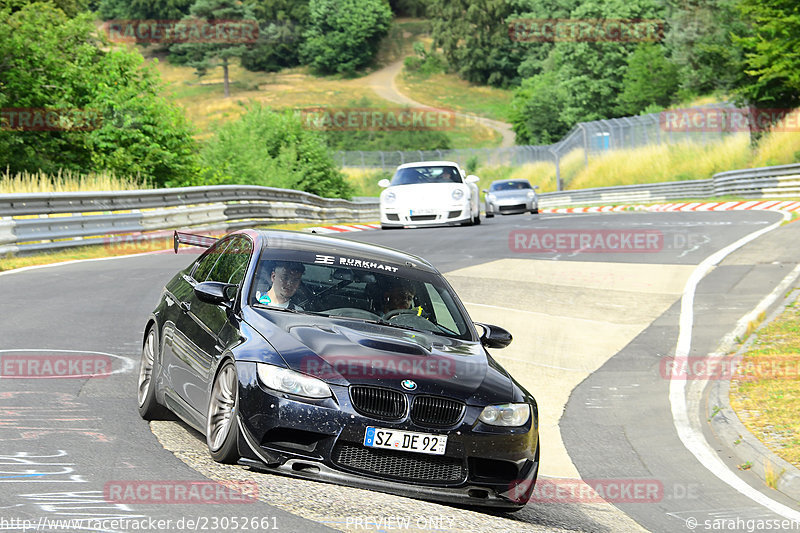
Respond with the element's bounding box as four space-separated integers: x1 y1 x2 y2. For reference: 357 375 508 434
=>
137 326 170 420
206 360 240 463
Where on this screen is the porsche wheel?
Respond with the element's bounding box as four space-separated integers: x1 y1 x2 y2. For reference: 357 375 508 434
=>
206 360 240 463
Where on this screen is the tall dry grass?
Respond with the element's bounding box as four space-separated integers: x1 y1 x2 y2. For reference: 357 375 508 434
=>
0 169 152 194
751 109 800 167
568 133 752 190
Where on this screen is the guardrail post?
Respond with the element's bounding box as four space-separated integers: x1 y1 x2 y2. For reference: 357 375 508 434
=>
550 148 562 191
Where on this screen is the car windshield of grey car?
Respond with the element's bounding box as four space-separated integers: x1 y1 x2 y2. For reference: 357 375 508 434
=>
490 181 532 191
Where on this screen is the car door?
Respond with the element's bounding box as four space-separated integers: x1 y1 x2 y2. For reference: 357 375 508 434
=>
172 236 252 414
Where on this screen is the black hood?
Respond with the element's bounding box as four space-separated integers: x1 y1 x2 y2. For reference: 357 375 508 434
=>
242 307 514 404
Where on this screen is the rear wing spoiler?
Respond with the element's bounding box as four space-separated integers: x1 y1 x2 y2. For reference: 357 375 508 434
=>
173 231 218 253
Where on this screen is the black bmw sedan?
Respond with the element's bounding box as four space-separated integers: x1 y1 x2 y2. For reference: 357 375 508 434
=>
137 229 539 510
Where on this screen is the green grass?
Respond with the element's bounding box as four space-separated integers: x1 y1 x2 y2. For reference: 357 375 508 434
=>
342 168 391 197
398 71 514 123
730 300 800 469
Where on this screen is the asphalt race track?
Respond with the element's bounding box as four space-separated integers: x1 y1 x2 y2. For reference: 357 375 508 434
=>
1 210 799 533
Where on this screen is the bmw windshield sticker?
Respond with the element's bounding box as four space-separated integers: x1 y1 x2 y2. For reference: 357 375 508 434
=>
314 254 399 272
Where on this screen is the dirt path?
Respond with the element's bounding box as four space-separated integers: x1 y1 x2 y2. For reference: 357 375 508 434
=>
362 60 517 148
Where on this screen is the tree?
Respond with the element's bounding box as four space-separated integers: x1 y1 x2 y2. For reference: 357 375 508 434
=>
1 0 89 17
616 44 679 115
240 0 310 72
509 70 571 145
171 0 255 97
735 0 800 109
509 0 665 143
0 4 198 185
664 0 749 98
428 0 524 87
97 0 194 20
388 0 425 16
300 0 392 75
192 104 353 199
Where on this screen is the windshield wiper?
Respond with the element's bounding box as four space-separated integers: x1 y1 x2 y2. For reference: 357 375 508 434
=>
251 304 328 316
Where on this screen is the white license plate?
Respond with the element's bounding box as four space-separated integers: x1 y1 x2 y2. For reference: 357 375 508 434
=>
409 208 436 216
363 427 447 455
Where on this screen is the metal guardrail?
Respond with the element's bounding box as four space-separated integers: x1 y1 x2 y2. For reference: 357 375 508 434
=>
0 185 379 255
538 163 800 207
1 163 798 256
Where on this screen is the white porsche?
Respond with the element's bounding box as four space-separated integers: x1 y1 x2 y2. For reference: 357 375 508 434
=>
378 161 481 229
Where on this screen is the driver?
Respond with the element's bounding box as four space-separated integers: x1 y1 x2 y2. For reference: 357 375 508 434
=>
440 167 459 183
380 280 415 315
256 261 305 310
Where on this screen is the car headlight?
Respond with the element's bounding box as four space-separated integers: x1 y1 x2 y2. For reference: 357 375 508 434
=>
478 403 530 426
486 193 496 202
383 191 396 204
452 188 464 201
527 191 536 199
256 364 331 398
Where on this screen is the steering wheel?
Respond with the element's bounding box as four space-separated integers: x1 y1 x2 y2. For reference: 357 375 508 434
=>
382 307 428 321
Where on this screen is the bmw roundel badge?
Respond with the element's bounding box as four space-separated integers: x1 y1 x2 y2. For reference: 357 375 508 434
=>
401 379 417 391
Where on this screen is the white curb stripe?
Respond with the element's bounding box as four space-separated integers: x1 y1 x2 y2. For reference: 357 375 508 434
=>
670 210 800 521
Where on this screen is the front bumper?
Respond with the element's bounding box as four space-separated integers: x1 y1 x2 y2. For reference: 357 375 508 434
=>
485 198 538 215
380 204 471 227
234 362 538 508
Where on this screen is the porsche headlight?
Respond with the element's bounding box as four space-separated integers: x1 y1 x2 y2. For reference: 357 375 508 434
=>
486 193 496 202
452 188 464 201
527 191 536 199
256 364 331 398
478 403 530 426
384 191 396 204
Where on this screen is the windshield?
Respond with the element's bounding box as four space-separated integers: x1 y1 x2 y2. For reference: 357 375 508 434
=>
390 166 462 185
490 180 532 191
249 249 473 340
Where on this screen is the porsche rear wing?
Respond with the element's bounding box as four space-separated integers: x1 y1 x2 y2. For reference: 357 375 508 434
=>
173 231 218 253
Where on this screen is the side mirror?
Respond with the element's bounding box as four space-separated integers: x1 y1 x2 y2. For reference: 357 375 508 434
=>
534 185 540 190
475 322 512 349
465 175 480 184
481 189 488 194
378 179 391 188
195 281 236 307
